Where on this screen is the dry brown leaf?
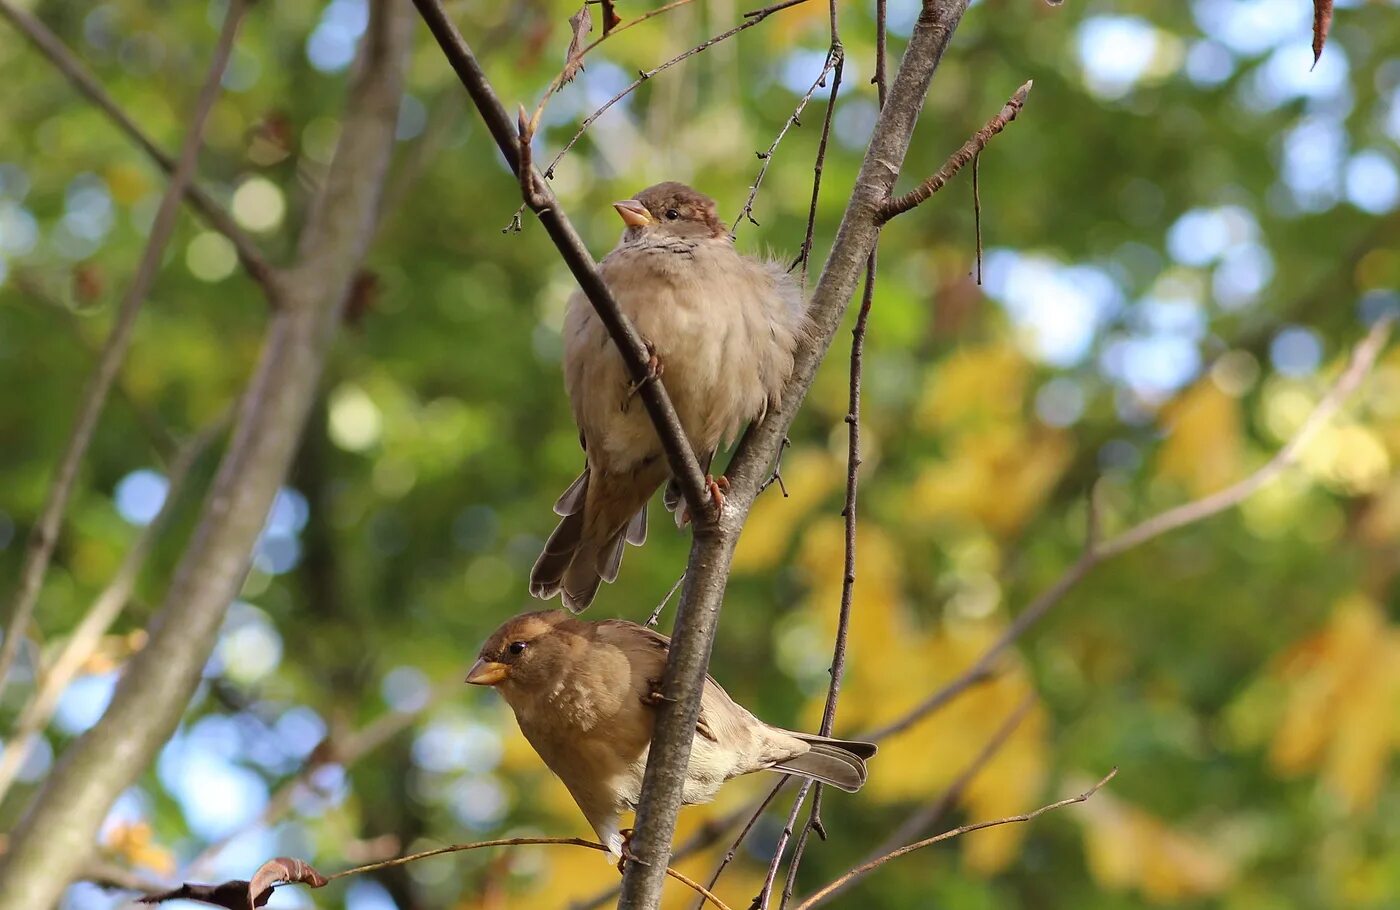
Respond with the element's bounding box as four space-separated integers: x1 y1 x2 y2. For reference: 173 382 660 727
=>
561 4 592 85
1312 0 1333 69
139 856 329 910
599 0 622 34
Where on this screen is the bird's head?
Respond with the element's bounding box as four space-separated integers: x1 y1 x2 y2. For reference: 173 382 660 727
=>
613 182 727 242
466 610 577 692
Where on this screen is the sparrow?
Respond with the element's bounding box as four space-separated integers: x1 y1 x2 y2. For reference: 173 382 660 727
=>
466 611 876 862
530 182 809 612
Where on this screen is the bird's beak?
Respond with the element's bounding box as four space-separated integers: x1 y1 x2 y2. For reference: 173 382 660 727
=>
613 199 652 228
465 659 509 686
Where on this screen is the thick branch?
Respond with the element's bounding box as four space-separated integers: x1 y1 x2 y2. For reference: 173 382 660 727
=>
0 0 247 703
793 770 1117 909
0 5 411 906
0 0 276 294
619 3 970 908
410 0 711 520
878 80 1032 223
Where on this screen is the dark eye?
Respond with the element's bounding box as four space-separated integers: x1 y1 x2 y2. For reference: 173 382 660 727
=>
664 209 680 221
507 641 527 656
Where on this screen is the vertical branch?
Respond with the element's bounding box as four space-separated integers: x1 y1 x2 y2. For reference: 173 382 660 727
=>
0 5 412 907
0 0 251 703
770 6 890 904
619 3 969 907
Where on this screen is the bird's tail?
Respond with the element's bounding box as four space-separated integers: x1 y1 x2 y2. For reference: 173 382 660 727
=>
772 734 877 793
529 469 648 613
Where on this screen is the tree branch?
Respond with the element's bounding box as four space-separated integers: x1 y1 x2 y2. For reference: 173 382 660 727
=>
0 415 227 809
0 0 276 295
0 4 412 906
410 0 712 521
619 3 970 907
868 314 1395 744
733 44 843 235
0 0 248 704
793 769 1117 909
878 79 1033 223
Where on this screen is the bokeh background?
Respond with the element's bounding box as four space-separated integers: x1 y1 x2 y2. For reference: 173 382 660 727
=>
2 0 1400 907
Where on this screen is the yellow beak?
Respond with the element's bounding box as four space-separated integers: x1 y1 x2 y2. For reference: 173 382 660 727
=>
465 659 509 686
613 199 652 228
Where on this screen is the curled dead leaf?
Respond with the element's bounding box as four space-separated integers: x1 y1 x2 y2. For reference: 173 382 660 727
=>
599 0 622 34
1312 0 1332 69
562 4 592 85
138 856 328 910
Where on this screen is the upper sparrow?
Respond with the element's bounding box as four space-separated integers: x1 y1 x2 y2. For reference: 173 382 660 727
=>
466 611 875 861
530 182 808 612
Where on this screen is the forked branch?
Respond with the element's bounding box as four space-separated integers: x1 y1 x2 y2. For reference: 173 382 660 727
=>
879 80 1033 222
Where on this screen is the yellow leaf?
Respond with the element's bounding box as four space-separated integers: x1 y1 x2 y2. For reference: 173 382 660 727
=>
915 343 1028 433
103 820 176 877
733 450 841 573
1156 380 1244 497
1080 790 1233 902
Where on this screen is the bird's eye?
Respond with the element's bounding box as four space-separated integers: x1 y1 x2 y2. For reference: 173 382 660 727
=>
507 641 527 656
664 209 680 221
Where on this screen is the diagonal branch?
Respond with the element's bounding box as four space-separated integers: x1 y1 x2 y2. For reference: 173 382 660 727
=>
411 0 711 522
0 0 276 295
0 0 249 704
0 4 413 907
869 314 1395 744
733 44 843 235
620 3 973 908
878 79 1033 223
793 769 1118 909
0 414 228 809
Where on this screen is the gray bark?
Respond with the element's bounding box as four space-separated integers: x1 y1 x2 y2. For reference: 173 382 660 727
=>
0 3 411 906
616 2 969 907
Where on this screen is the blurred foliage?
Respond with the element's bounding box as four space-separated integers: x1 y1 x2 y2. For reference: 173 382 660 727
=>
1 0 1400 908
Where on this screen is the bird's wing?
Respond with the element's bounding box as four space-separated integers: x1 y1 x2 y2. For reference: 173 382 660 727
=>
594 619 729 742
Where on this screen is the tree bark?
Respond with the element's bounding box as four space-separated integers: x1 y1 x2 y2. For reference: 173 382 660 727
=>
0 4 410 906
616 2 968 907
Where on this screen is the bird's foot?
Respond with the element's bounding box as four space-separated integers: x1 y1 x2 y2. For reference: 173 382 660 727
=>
679 474 728 526
622 340 665 412
640 677 675 707
615 828 649 874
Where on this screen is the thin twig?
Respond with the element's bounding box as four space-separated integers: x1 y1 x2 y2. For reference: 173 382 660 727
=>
859 696 1033 867
790 60 843 282
530 0 705 127
879 80 1033 223
413 0 713 523
753 780 814 910
972 151 983 283
793 770 1118 910
757 437 791 497
0 0 249 702
734 45 842 235
691 780 788 910
0 416 228 808
777 10 889 897
647 572 688 627
0 0 276 295
323 837 733 910
539 0 815 183
869 315 1395 743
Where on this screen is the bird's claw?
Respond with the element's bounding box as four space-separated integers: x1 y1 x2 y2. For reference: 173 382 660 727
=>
622 341 665 411
679 474 728 526
641 678 675 707
616 828 649 874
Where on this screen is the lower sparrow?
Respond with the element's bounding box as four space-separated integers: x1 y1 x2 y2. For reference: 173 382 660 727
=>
467 611 875 862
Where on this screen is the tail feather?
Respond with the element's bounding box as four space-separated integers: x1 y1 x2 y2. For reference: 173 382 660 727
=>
532 471 653 613
772 736 876 793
